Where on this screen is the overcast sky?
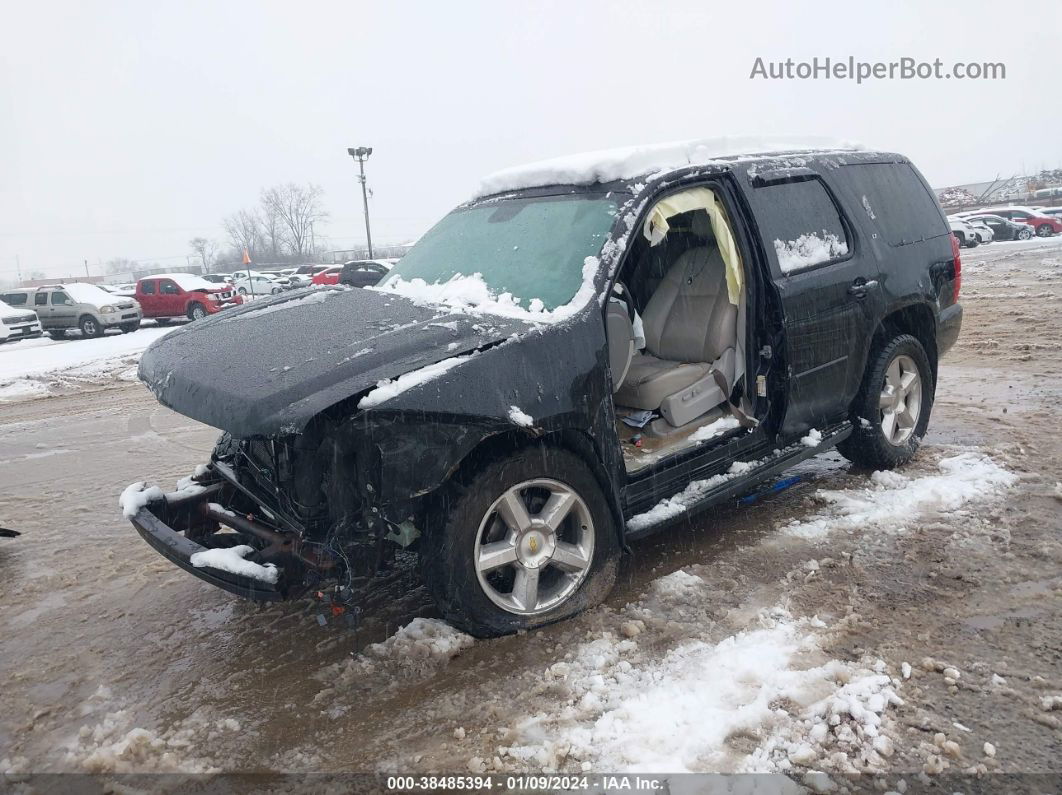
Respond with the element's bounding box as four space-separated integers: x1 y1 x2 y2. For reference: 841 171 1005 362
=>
2 0 1059 279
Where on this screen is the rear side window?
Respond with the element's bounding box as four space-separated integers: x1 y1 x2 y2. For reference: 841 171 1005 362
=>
34 293 48 306
844 163 946 246
141 281 156 295
755 178 850 274
4 293 26 306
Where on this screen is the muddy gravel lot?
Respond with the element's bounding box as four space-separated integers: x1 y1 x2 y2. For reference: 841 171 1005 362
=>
2 238 1061 789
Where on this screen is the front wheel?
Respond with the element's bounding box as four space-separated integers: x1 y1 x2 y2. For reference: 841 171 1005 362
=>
838 334 934 470
1018 227 1033 240
965 235 979 248
79 315 104 338
1036 224 1054 237
188 302 207 321
237 287 247 295
419 446 619 637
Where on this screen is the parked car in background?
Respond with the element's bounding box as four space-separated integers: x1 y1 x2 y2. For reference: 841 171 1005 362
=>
975 206 1061 237
1037 207 1062 221
111 283 138 296
963 213 1034 241
202 273 234 286
339 260 390 287
0 298 42 344
310 266 344 285
1 283 141 339
965 217 993 244
948 217 982 248
135 273 242 323
233 274 284 296
128 142 961 637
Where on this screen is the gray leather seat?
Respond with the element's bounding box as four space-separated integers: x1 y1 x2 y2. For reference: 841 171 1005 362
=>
615 216 737 427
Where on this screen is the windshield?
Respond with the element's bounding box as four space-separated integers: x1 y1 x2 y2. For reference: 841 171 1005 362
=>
381 195 617 312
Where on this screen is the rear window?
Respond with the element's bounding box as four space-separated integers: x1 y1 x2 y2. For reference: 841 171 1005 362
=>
843 163 947 246
754 178 851 274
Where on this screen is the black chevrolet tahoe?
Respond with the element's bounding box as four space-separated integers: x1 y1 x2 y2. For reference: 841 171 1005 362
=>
124 141 962 637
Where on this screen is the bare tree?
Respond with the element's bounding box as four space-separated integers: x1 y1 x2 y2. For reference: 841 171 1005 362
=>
189 237 218 272
260 183 327 258
105 257 140 275
222 210 262 260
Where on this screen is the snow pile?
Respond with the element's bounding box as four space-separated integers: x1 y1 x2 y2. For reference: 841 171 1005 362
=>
64 705 240 773
373 256 600 324
689 415 741 444
774 232 849 273
801 428 823 447
626 458 762 532
358 352 475 409
0 327 174 403
476 136 863 197
781 451 1018 540
497 569 902 776
319 618 474 691
189 545 279 584
508 406 534 427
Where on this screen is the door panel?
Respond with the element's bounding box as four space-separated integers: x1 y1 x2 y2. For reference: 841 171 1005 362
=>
743 173 878 437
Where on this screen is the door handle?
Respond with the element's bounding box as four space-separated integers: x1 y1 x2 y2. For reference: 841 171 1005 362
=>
847 278 877 299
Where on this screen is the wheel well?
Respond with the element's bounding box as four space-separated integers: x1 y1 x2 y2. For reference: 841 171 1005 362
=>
421 428 623 543
78 314 98 326
874 304 938 379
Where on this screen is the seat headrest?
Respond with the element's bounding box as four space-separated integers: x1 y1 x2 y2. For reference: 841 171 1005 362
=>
690 211 713 239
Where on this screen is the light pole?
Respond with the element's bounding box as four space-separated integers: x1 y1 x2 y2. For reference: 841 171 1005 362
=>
347 146 374 259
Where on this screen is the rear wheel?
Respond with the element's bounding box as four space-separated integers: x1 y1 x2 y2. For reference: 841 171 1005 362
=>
48 330 66 341
419 446 619 637
155 318 171 326
838 334 933 470
188 302 207 321
78 315 104 338
237 287 248 295
119 321 140 333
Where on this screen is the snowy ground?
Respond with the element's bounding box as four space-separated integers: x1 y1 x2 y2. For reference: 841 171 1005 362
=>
1 237 1061 787
0 324 175 402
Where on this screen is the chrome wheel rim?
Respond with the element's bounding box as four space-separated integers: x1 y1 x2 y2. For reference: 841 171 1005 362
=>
83 320 97 335
193 306 205 319
879 354 922 446
473 478 594 616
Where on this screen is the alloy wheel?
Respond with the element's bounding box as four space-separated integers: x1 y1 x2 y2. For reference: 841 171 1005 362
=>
473 478 594 616
879 354 922 446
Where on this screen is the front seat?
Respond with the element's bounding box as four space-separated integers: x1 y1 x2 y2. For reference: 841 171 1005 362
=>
614 214 737 427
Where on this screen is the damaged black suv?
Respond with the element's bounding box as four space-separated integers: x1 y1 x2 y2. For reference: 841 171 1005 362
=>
125 140 961 637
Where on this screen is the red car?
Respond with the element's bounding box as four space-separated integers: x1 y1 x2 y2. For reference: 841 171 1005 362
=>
980 206 1062 237
310 266 343 286
135 274 243 323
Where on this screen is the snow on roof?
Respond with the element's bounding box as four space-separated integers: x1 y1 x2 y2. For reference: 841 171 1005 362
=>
475 135 865 198
61 282 122 305
149 273 217 291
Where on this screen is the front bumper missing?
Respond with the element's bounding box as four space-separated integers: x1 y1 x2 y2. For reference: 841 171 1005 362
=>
127 474 289 602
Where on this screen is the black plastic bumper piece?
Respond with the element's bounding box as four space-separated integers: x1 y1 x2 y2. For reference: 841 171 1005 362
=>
130 504 286 602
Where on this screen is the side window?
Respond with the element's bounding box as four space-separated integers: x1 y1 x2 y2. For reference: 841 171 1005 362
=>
4 293 26 306
141 281 156 295
756 178 850 274
1010 211 1029 220
34 293 48 306
51 292 72 306
842 163 947 247
160 280 180 295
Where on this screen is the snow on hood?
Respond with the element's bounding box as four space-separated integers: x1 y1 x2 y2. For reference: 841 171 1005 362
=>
475 136 864 197
372 257 600 324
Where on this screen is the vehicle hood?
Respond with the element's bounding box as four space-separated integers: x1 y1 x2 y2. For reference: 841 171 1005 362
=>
138 286 535 437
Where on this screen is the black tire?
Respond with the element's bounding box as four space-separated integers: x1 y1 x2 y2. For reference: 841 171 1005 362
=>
212 432 240 461
79 315 104 338
419 446 619 638
965 236 979 248
120 321 140 333
838 334 934 470
48 330 66 341
155 318 171 326
1018 227 1033 240
1036 224 1054 237
237 287 247 295
188 302 207 321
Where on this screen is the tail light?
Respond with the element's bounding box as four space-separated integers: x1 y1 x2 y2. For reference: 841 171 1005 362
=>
950 234 962 302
